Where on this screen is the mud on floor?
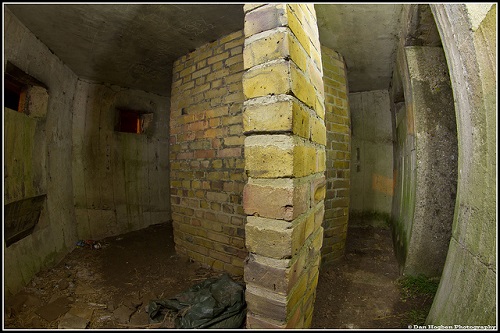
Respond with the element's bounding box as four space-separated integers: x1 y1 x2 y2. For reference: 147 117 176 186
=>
4 223 240 329
4 223 433 329
312 225 435 329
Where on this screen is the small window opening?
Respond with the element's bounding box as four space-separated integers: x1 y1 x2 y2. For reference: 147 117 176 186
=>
115 109 153 134
4 74 27 112
117 109 141 133
4 62 48 115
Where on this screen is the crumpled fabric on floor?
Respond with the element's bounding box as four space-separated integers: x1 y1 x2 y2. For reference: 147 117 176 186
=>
147 273 246 329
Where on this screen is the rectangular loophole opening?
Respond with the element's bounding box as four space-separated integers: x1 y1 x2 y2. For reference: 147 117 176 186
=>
116 109 141 133
4 62 49 116
115 109 153 134
4 74 27 112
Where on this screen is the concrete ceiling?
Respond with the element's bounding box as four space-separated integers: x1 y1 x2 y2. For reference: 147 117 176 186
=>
5 3 403 97
316 4 403 93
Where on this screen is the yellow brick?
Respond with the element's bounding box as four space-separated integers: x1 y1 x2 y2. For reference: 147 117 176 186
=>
316 147 326 173
333 160 349 169
290 65 315 109
197 49 214 61
286 6 311 56
211 61 224 71
310 45 323 74
171 180 182 188
196 59 207 70
246 216 293 258
304 209 316 242
243 30 289 69
211 259 225 271
293 144 315 177
208 51 229 65
308 61 324 98
224 136 245 146
331 123 350 134
287 270 308 314
245 144 294 178
291 100 310 139
211 79 223 89
212 159 223 168
286 305 304 329
222 114 242 125
243 98 294 133
315 96 325 120
310 116 326 146
225 36 244 51
192 82 211 95
288 4 304 24
180 65 195 78
226 54 242 67
207 68 230 82
219 30 244 45
294 213 309 248
244 4 288 38
322 58 339 73
288 33 308 73
225 72 244 84
224 263 244 276
331 72 347 85
242 61 291 99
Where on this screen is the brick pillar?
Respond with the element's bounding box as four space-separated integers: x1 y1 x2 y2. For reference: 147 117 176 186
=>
321 47 351 265
242 4 326 328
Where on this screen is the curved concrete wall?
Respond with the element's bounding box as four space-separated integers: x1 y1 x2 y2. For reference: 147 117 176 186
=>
392 45 457 278
426 4 496 325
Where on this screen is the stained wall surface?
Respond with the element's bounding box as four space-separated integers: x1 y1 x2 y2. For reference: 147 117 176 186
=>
426 4 496 325
349 90 394 227
392 45 457 278
4 7 79 296
4 7 173 297
72 81 171 240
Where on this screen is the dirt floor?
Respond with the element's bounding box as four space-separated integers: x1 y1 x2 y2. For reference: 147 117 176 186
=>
312 225 434 329
3 222 434 329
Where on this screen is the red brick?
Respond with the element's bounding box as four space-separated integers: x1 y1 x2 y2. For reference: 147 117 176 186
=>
194 150 215 159
217 148 242 158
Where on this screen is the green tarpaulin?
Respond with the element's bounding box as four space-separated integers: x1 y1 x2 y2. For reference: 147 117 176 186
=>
147 273 246 329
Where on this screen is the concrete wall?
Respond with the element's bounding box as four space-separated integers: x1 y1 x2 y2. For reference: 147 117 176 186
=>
391 44 457 278
4 7 79 296
242 4 326 328
426 4 496 325
72 80 171 240
349 90 393 227
4 7 172 297
169 30 247 276
321 46 351 265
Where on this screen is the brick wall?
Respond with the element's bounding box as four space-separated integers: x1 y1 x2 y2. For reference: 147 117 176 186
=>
169 30 247 276
242 4 325 328
321 47 351 265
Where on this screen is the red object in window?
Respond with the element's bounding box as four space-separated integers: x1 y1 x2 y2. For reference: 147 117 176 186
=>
4 77 26 112
118 109 140 133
